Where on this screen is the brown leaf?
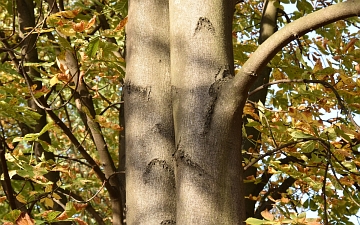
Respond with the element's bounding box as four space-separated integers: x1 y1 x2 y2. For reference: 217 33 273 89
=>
344 38 357 53
73 21 85 32
355 64 360 74
74 218 88 225
86 15 96 29
16 212 35 225
56 211 69 221
0 196 7 203
261 209 274 221
114 16 128 31
73 202 88 211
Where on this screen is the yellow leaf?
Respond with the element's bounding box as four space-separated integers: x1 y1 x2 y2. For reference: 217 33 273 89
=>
50 75 59 87
52 193 62 200
281 196 290 203
313 59 323 73
272 68 285 80
16 194 27 204
268 167 276 174
44 197 54 208
59 9 80 19
56 26 76 37
45 185 52 192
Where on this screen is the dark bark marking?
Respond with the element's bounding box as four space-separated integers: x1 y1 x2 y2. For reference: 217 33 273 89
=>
204 65 234 132
174 149 206 176
215 65 232 81
160 220 176 224
124 80 151 100
194 17 215 35
143 158 175 184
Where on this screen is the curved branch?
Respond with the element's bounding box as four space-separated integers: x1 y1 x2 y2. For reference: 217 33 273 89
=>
231 0 360 97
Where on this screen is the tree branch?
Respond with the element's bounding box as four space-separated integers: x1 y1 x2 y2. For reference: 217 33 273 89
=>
231 0 360 99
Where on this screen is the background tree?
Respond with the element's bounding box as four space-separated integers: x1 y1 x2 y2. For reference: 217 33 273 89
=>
0 0 360 225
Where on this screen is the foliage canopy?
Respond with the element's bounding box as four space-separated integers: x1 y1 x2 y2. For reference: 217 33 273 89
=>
0 0 360 224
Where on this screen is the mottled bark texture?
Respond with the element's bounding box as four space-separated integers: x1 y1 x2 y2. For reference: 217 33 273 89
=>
124 1 360 224
169 0 246 224
125 0 176 224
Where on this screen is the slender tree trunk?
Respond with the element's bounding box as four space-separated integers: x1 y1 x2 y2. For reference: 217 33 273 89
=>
16 2 70 223
125 0 176 224
169 1 246 223
243 0 277 218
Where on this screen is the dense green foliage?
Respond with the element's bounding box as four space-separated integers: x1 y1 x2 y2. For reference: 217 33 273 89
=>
0 0 359 224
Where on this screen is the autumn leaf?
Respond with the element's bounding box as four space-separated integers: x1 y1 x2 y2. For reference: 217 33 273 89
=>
15 212 34 225
0 195 7 203
260 209 274 221
86 15 96 29
59 9 80 19
73 21 85 32
74 218 88 225
73 202 88 211
56 211 69 221
114 16 128 31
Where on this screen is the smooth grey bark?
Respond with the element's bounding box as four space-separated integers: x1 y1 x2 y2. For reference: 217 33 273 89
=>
169 1 246 224
124 0 360 224
125 0 176 224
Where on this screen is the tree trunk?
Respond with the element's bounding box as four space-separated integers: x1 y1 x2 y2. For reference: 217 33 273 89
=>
125 0 176 224
243 0 277 218
169 1 246 223
125 0 360 224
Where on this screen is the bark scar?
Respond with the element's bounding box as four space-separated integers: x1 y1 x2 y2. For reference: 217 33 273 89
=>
204 65 234 131
194 17 215 36
160 220 176 224
143 158 175 184
174 149 206 176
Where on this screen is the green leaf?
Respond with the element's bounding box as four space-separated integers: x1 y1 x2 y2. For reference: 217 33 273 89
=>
290 131 313 139
86 37 100 58
58 35 73 50
65 202 77 217
301 141 315 153
3 209 21 222
47 211 61 221
314 67 335 76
